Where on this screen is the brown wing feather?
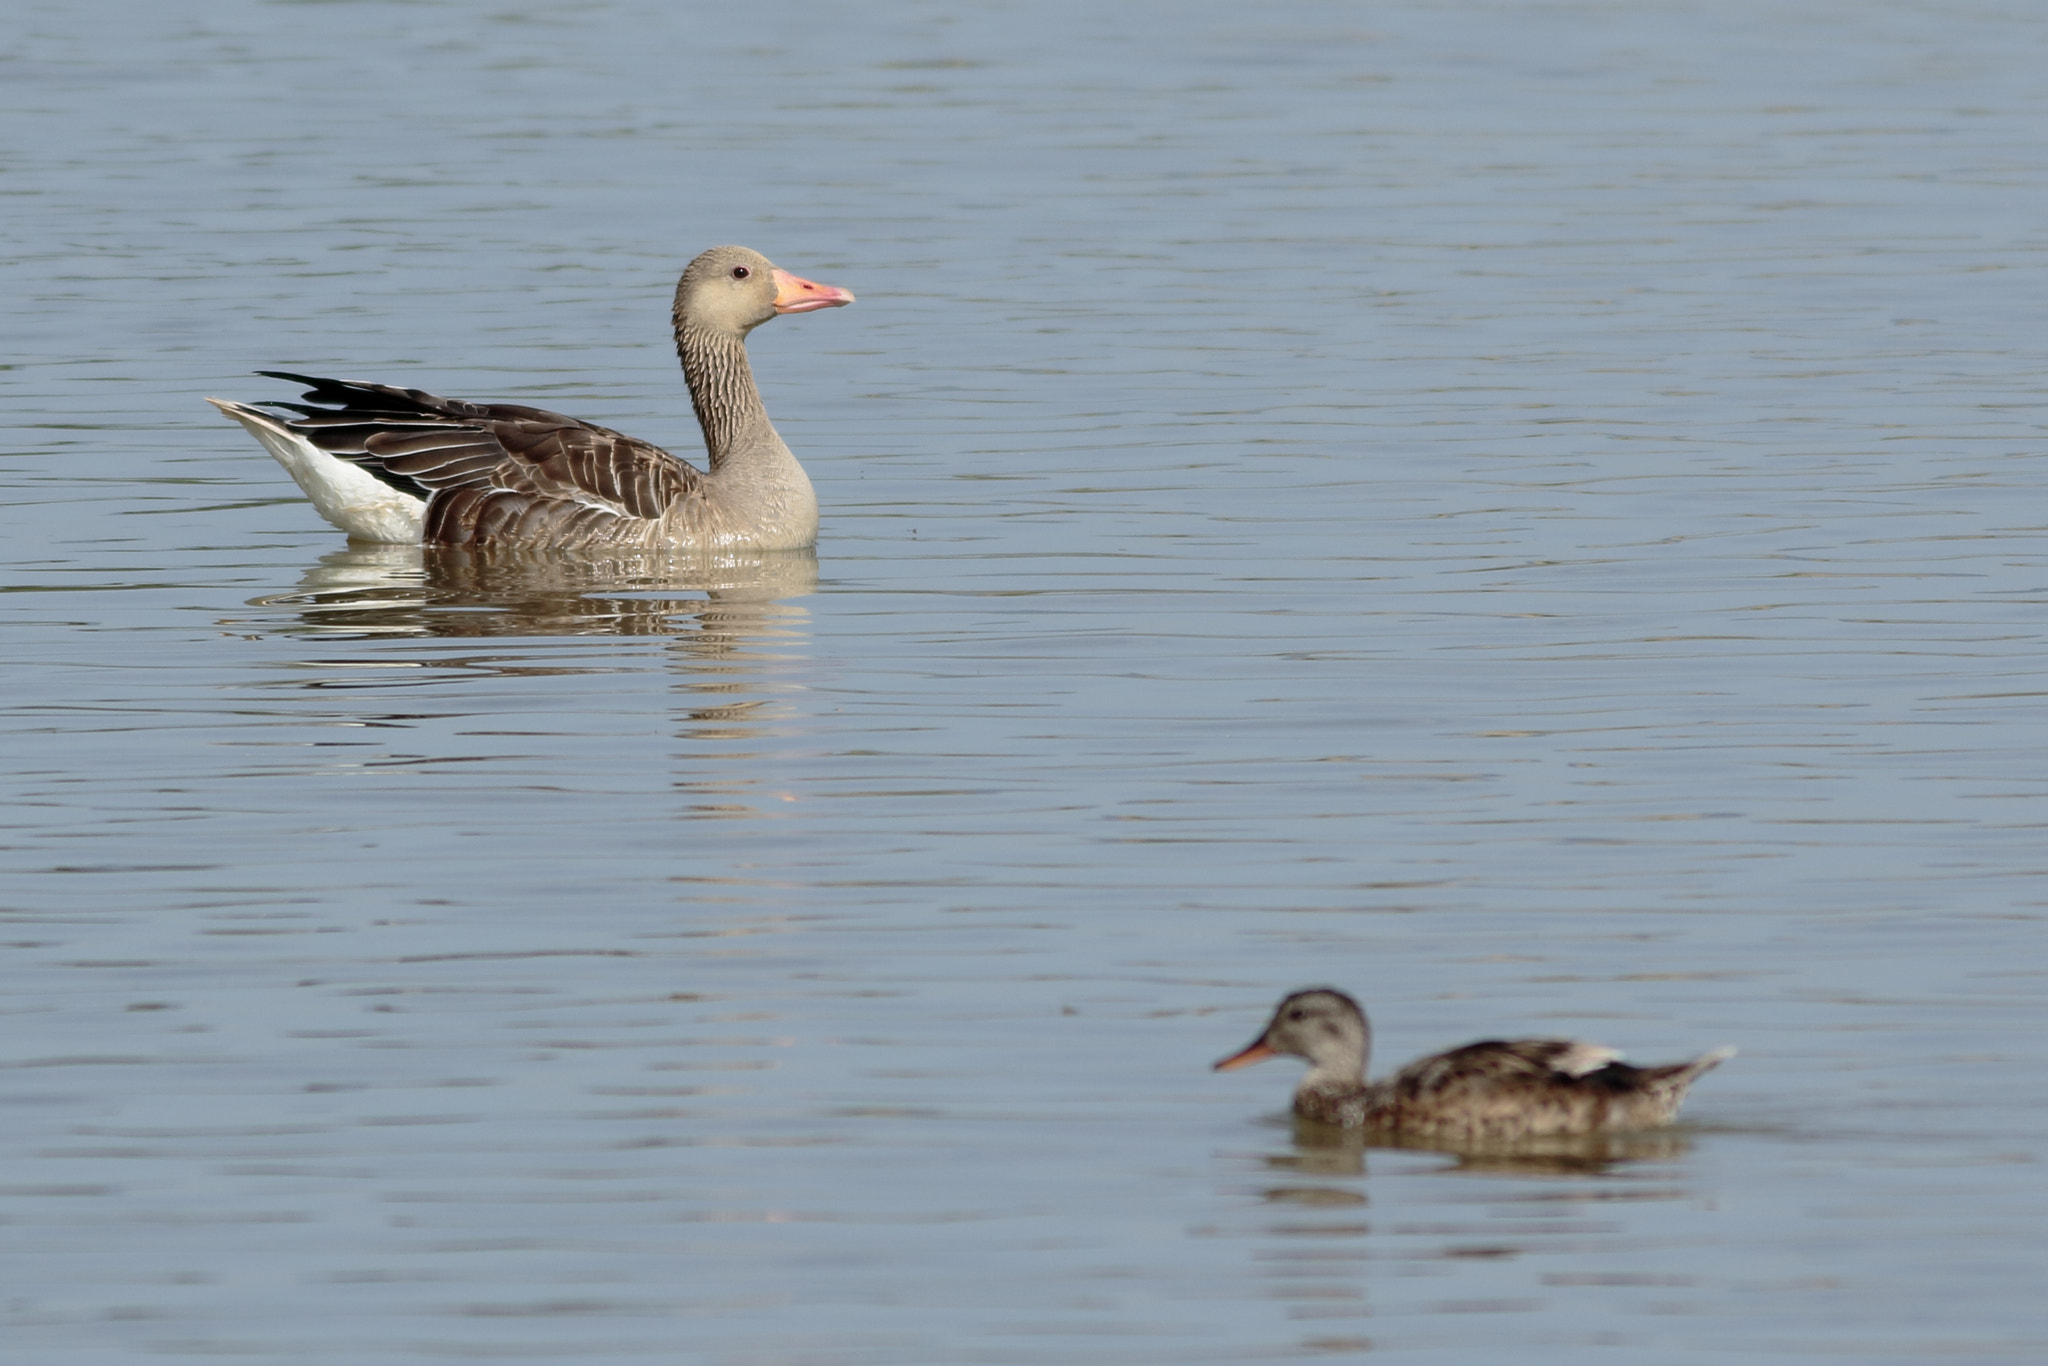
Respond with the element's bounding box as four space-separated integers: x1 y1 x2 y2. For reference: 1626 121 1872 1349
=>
480 419 694 522
1371 1039 1722 1139
254 372 701 545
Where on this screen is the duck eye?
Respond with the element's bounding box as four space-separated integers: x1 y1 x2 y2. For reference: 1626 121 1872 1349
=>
731 266 751 280
1286 1009 1305 1022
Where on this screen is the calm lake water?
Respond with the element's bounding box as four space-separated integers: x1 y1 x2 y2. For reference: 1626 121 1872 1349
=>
5 0 2047 1361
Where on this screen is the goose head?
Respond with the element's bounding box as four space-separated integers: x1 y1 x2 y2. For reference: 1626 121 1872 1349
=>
673 245 855 339
1215 987 1372 1088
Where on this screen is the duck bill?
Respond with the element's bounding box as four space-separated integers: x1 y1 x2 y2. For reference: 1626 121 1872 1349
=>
772 268 856 314
1213 1040 1279 1072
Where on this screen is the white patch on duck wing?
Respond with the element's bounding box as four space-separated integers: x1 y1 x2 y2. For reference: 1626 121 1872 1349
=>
1548 1040 1625 1077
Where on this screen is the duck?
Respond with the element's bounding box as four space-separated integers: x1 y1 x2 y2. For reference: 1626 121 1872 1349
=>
1215 987 1732 1143
207 245 854 550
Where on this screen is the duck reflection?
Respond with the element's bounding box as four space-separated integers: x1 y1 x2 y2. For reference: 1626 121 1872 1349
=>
1238 1118 1697 1331
1264 1113 1696 1187
249 542 817 640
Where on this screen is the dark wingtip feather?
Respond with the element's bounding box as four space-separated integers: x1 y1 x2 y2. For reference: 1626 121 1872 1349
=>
254 369 337 396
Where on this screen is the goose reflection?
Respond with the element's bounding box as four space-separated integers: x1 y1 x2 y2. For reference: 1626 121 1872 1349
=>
247 542 817 641
238 544 820 748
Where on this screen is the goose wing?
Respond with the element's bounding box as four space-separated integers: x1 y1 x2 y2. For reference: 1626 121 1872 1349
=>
258 372 700 545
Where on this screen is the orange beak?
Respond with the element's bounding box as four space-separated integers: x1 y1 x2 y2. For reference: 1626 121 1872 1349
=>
1213 1040 1278 1072
772 268 856 314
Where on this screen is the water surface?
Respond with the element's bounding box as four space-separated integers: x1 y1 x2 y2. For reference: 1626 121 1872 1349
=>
4 1 2047 1361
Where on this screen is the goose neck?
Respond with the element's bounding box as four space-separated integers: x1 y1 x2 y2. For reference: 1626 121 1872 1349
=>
676 324 770 470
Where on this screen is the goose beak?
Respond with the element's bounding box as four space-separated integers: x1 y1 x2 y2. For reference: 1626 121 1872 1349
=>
772 269 856 314
1213 1039 1278 1072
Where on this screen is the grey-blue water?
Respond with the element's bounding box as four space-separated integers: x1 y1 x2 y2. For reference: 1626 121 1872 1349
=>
5 1 2047 1361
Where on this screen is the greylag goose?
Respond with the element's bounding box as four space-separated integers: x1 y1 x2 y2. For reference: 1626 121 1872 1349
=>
207 246 854 549
1215 988 1732 1143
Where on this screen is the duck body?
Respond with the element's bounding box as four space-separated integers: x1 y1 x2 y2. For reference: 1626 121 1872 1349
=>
1217 988 1732 1144
207 246 853 551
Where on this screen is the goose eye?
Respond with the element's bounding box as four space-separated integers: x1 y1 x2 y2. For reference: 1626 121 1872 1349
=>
731 266 751 280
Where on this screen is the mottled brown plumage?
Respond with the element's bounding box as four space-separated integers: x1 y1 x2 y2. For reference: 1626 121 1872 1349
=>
1215 988 1731 1144
207 246 853 550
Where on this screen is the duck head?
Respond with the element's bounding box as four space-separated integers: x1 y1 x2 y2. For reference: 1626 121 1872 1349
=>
1214 987 1372 1088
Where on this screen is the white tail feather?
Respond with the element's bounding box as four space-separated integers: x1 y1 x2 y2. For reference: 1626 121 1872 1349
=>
207 398 425 544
